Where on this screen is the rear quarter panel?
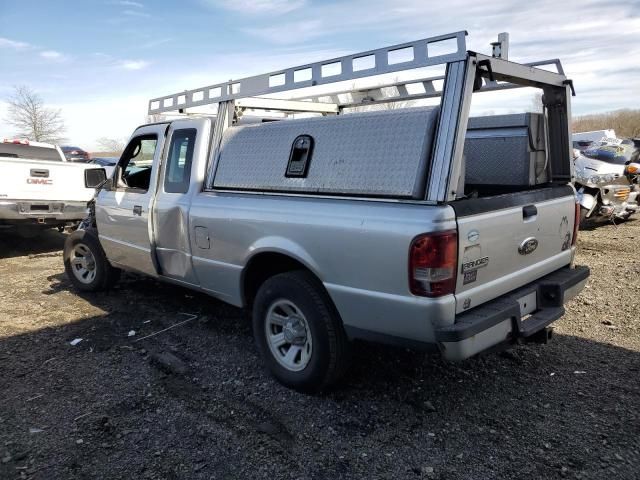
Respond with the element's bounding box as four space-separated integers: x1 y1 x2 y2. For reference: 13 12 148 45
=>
188 192 457 342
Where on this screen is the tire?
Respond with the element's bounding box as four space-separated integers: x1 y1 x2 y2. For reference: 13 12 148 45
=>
252 270 350 392
63 228 120 292
579 206 589 228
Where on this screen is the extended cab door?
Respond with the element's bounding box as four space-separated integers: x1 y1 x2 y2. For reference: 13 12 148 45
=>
95 124 167 276
152 118 211 284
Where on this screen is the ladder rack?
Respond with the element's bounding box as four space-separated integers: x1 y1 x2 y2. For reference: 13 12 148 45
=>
281 58 564 109
157 31 573 203
148 31 468 115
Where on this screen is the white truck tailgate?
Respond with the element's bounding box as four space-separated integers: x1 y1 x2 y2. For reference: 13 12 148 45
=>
0 158 95 202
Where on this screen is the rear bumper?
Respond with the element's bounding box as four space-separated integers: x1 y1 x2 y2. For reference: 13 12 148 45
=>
0 199 88 224
436 265 590 361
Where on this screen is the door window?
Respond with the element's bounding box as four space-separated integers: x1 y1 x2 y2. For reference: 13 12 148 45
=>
117 135 158 191
164 128 196 194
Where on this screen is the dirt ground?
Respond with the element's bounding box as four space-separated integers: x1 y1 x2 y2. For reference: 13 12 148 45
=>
0 221 639 480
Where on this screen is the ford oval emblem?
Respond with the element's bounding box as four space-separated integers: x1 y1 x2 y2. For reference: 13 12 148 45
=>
467 230 480 243
518 237 538 255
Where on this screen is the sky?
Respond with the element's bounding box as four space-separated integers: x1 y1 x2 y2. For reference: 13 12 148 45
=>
0 0 639 150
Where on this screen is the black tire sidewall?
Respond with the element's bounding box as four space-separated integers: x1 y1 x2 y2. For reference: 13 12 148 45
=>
63 229 109 291
579 206 589 227
252 272 337 391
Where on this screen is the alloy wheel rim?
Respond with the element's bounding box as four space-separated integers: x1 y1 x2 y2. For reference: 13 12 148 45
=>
265 299 313 372
70 243 97 284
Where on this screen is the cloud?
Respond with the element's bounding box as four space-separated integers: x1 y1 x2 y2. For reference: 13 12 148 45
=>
206 0 307 14
138 37 172 49
234 0 639 114
1 0 637 152
118 0 144 7
243 19 324 44
0 37 30 49
122 9 151 17
118 60 151 70
40 50 64 60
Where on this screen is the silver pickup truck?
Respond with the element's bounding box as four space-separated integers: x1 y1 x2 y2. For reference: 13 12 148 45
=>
64 32 588 391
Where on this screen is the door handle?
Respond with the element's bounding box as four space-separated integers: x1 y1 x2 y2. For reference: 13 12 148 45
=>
522 204 537 220
133 205 142 216
30 169 50 178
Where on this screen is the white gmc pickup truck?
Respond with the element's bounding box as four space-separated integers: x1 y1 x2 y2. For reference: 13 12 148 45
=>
0 139 95 231
64 32 589 391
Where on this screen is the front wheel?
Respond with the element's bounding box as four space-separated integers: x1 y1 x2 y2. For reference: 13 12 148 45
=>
252 271 350 392
579 206 590 228
63 229 120 291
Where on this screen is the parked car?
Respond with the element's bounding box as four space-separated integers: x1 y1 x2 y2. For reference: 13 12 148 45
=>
574 144 639 225
573 140 595 152
572 129 617 144
61 145 91 162
91 157 120 178
63 32 588 392
0 139 97 231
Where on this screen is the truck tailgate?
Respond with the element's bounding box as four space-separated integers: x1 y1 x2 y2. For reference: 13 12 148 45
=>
0 159 95 202
452 186 577 314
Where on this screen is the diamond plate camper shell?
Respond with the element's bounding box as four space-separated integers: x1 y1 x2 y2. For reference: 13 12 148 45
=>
464 113 548 187
212 107 440 199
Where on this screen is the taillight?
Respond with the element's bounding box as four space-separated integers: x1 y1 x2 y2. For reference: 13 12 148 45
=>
571 202 580 247
409 230 457 297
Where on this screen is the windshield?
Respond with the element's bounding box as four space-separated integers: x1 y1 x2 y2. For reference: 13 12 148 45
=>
0 144 63 161
582 144 634 165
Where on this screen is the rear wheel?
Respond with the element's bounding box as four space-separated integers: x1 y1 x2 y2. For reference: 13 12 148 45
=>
252 271 350 392
63 229 120 291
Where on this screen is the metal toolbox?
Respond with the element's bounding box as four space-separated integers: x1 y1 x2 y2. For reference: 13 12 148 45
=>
212 107 440 199
464 113 548 187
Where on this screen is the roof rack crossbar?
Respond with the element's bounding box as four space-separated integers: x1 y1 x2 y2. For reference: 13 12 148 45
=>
276 58 565 109
148 30 468 115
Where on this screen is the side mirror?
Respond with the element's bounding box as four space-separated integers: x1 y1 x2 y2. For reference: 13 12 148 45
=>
85 167 107 188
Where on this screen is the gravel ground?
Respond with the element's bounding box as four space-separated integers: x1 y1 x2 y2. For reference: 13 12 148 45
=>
0 221 639 480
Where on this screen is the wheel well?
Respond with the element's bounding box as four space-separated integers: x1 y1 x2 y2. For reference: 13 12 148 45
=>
242 252 314 307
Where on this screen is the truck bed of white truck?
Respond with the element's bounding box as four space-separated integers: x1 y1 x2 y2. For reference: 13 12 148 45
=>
0 142 96 226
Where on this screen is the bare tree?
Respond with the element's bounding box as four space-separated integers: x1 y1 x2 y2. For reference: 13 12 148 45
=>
348 80 417 113
572 109 640 138
95 137 126 153
6 85 66 142
530 92 544 113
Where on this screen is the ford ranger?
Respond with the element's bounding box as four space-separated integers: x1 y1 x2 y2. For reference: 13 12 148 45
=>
63 32 589 391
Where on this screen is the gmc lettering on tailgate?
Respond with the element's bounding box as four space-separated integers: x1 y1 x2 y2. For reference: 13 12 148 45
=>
27 178 53 185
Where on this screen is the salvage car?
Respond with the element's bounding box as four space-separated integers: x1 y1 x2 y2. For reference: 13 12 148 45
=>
61 145 91 162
